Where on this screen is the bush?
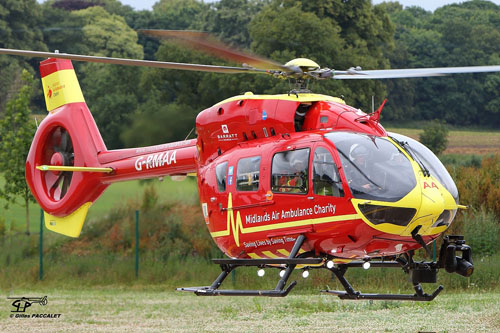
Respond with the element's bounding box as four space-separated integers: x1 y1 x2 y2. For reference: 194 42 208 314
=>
0 216 5 237
46 183 218 261
463 208 500 256
440 154 482 168
419 120 448 155
454 155 500 216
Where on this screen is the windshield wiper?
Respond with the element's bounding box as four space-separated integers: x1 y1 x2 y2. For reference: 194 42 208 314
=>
391 137 430 177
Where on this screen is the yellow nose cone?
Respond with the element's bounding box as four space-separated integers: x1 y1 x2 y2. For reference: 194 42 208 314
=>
402 178 445 236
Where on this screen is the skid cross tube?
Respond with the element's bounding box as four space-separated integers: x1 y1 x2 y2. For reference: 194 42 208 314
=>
177 235 307 297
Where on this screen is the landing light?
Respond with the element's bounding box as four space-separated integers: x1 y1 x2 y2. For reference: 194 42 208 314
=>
257 268 265 277
363 261 371 270
302 270 310 279
279 270 285 278
326 261 335 269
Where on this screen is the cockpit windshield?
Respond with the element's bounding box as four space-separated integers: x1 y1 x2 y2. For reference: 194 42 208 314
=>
325 132 417 202
389 132 459 203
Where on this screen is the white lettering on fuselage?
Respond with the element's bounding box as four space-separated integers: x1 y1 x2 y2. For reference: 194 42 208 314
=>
242 204 337 225
314 203 336 215
245 212 271 224
243 236 297 249
217 133 238 141
135 151 177 171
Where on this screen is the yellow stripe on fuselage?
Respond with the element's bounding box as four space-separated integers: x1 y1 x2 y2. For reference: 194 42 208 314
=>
277 249 290 256
41 69 85 111
262 251 280 258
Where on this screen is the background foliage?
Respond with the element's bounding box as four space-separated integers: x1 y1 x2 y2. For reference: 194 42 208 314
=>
1 0 500 148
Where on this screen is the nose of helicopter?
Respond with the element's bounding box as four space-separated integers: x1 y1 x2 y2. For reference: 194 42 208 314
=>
352 172 459 239
401 177 446 237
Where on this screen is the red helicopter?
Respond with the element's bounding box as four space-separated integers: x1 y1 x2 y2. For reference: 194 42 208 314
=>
1 30 497 301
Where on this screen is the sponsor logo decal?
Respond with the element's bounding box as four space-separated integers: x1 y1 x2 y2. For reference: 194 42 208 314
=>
217 124 238 141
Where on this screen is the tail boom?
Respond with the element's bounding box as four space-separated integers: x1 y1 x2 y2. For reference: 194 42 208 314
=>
97 139 198 183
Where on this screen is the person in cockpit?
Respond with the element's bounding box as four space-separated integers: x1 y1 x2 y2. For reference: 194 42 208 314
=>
345 143 377 193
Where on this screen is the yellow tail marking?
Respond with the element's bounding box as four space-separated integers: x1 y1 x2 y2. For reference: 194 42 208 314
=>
277 249 290 256
248 253 261 259
42 69 85 111
210 193 360 246
262 251 280 258
44 202 91 238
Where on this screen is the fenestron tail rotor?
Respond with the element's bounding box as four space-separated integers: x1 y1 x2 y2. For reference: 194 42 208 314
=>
43 127 74 201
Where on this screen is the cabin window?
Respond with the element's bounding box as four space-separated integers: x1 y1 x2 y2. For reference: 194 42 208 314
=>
236 156 261 191
313 147 344 197
271 148 310 194
215 162 228 192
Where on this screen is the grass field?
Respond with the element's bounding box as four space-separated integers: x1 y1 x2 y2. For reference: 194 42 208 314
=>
386 128 500 155
1 289 499 332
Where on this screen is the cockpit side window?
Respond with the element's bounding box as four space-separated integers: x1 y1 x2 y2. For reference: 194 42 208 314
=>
313 147 344 197
271 148 310 194
215 162 228 192
236 156 261 191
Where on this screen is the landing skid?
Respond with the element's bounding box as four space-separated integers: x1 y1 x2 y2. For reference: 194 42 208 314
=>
322 262 443 301
178 235 471 301
178 235 313 297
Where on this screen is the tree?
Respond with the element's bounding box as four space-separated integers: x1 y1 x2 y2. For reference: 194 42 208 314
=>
71 5 144 149
198 0 265 48
153 0 208 30
0 69 37 235
384 1 500 128
0 0 46 114
419 120 449 155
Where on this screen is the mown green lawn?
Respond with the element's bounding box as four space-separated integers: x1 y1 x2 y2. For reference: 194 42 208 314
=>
1 289 498 332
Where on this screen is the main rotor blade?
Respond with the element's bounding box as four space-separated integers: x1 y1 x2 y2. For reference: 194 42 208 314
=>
334 65 500 79
0 48 267 74
140 30 289 72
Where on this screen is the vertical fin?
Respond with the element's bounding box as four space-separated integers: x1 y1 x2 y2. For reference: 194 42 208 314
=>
40 58 85 112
